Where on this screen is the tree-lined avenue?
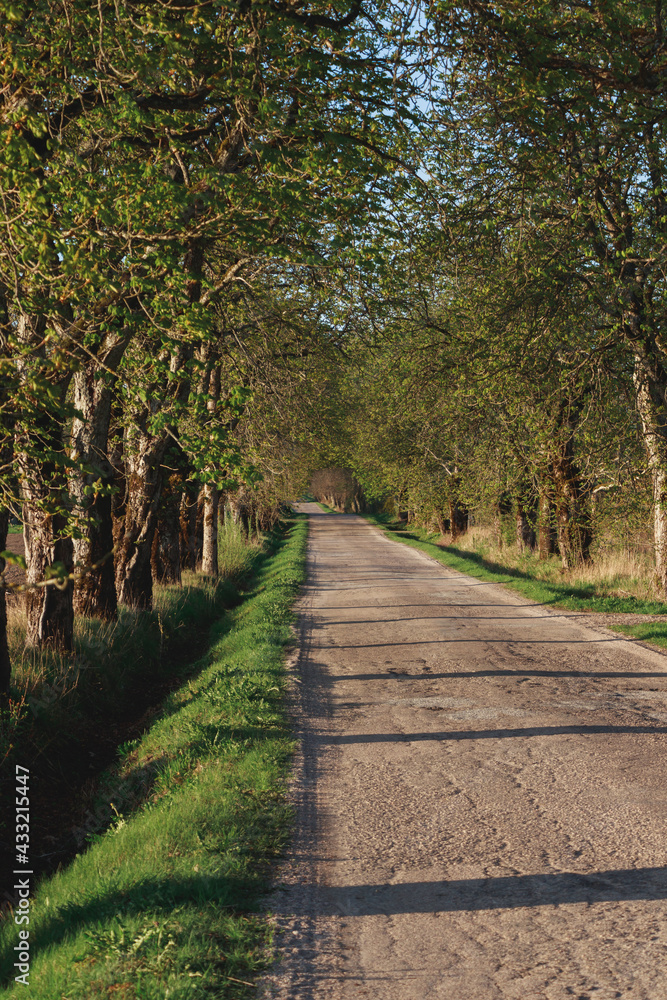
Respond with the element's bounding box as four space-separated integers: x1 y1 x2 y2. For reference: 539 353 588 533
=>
264 505 667 999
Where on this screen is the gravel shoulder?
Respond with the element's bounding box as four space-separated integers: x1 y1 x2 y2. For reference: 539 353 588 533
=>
262 506 667 1000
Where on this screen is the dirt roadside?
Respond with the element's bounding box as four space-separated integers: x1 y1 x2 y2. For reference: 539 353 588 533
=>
262 504 667 1000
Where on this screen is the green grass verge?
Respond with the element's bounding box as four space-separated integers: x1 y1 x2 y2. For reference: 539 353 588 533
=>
0 514 308 999
606 621 667 650
362 514 667 649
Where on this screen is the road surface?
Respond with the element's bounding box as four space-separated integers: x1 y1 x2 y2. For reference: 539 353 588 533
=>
263 506 667 999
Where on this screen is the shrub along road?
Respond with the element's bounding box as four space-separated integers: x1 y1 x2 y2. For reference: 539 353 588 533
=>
263 504 667 999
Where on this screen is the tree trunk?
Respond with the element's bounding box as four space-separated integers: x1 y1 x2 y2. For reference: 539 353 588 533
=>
538 488 558 560
18 435 74 651
22 510 74 650
194 488 205 567
151 473 182 586
449 474 468 542
516 510 536 551
550 415 592 570
0 510 11 697
16 311 74 650
449 498 468 541
201 482 219 575
115 427 168 610
70 370 117 621
69 342 127 620
515 490 538 551
179 490 198 571
554 491 592 569
633 358 667 593
116 331 193 607
72 489 116 620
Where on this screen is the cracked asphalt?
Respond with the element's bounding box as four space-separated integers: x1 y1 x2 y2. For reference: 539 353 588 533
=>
261 506 667 1000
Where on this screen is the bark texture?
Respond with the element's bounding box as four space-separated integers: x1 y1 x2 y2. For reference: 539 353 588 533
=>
16 312 74 650
22 511 74 650
201 482 219 575
538 487 558 561
69 344 126 620
0 510 11 697
449 496 468 541
551 403 592 569
516 506 537 551
115 340 192 607
114 424 168 610
633 357 667 594
179 489 200 571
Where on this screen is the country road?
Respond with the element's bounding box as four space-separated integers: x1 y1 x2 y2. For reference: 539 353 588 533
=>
262 505 667 1000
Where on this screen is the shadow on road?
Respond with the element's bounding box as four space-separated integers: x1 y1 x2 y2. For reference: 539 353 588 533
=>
314 866 667 915
323 724 667 743
334 669 667 681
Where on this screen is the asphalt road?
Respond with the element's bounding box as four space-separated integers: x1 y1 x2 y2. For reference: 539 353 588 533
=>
262 505 667 1000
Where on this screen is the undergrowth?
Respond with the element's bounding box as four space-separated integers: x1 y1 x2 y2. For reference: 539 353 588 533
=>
0 520 260 773
0 513 307 998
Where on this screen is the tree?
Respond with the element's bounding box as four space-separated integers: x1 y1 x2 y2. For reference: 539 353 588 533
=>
0 0 426 642
428 0 667 589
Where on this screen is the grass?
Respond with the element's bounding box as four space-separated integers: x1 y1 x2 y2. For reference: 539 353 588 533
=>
217 515 264 581
0 513 308 999
361 513 667 650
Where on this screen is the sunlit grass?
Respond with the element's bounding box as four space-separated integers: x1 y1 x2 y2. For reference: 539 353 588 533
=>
455 523 660 604
217 514 264 581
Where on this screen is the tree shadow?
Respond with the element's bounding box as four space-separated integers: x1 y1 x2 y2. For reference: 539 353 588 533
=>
298 866 667 917
322 638 621 650
334 668 667 682
326 723 667 744
314 614 582 626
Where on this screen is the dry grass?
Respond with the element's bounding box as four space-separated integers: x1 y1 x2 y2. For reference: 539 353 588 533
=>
451 524 659 603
